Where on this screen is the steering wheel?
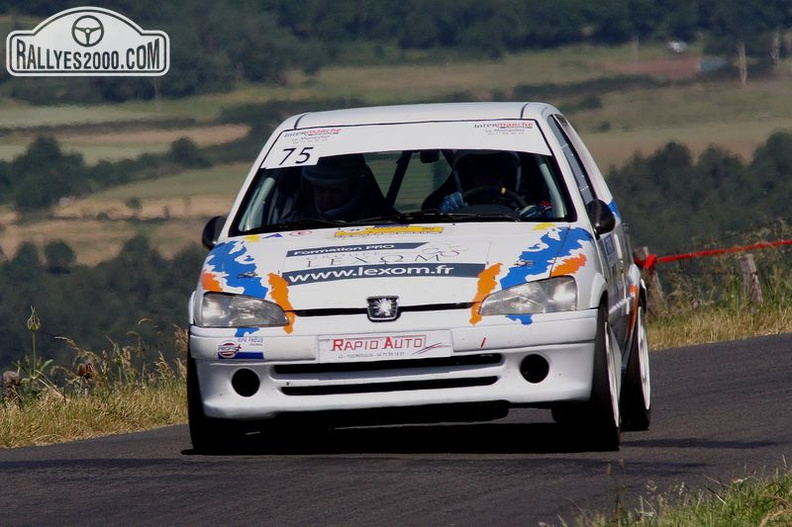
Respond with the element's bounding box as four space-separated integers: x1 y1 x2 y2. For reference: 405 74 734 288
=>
462 186 528 209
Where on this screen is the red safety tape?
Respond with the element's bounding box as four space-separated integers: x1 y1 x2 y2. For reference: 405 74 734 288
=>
634 239 792 270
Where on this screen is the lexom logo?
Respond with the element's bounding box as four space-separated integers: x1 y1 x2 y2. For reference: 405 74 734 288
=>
6 6 170 76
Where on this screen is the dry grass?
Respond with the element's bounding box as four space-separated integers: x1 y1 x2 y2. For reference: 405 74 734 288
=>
648 304 792 351
0 381 185 448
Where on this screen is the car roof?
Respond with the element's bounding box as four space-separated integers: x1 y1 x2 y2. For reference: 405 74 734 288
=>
287 102 560 130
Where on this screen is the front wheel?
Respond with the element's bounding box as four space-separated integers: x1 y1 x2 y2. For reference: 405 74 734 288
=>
552 303 620 450
620 303 652 431
187 353 242 452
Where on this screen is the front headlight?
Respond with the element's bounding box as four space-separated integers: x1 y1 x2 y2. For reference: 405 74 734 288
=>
199 292 288 327
479 276 577 316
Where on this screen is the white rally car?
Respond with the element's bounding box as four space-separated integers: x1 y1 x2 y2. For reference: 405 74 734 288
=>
188 102 650 451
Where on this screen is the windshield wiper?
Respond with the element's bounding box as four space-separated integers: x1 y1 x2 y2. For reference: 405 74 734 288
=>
349 210 520 224
244 217 348 235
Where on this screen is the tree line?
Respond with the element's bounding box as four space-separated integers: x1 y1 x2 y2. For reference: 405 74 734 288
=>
2 0 791 101
0 236 204 369
608 131 792 255
0 134 210 213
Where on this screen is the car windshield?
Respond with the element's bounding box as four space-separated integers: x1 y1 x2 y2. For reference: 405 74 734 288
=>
232 120 574 235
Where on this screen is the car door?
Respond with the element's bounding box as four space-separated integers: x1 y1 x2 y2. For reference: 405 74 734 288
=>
546 114 630 350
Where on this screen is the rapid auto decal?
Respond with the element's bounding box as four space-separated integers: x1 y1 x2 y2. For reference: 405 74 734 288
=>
318 330 452 363
282 241 488 285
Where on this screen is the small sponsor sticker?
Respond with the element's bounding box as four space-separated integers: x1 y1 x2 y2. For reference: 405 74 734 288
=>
217 341 241 359
474 120 535 136
216 338 265 359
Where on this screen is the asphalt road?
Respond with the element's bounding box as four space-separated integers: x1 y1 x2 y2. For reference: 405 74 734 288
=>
1 334 790 526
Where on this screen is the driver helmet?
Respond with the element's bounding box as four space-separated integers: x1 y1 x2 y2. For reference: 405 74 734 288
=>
302 154 368 219
453 150 521 192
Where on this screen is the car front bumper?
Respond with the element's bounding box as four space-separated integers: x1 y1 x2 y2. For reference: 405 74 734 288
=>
189 308 599 421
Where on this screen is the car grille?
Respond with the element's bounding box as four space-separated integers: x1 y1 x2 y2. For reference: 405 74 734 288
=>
281 376 497 396
274 353 502 396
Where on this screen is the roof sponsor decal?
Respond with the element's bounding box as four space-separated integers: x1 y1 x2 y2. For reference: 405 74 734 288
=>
474 120 535 136
261 120 552 169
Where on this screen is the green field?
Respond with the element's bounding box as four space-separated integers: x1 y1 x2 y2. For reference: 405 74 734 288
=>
81 162 250 201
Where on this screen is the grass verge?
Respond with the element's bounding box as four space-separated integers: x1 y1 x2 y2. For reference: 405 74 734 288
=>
648 303 792 351
583 470 792 526
0 380 185 448
1 323 187 448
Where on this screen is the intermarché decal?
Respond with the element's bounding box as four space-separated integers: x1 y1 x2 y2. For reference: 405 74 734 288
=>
283 263 486 285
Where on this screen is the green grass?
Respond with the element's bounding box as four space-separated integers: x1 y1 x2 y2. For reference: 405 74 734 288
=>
0 102 169 128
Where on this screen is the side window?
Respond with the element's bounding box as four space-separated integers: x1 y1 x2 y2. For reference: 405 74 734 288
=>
547 115 596 204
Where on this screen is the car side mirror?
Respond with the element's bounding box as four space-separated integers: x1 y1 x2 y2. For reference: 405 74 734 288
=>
586 199 616 237
202 216 226 250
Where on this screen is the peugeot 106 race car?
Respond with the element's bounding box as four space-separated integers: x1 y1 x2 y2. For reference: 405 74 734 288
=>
188 102 651 451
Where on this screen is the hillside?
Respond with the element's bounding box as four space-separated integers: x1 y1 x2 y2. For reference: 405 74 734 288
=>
2 44 792 264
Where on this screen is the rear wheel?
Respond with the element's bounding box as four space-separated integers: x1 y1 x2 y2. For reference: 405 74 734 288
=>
620 303 652 431
552 303 620 450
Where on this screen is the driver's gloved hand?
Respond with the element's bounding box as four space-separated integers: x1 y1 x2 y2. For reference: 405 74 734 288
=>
518 201 552 219
439 191 466 212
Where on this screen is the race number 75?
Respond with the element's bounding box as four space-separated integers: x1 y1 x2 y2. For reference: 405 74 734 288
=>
280 146 314 165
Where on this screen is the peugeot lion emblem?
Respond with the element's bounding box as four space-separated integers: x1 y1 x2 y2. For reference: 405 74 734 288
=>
367 296 399 322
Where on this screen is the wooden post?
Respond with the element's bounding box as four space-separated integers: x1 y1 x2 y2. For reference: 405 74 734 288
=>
739 253 763 304
635 246 665 315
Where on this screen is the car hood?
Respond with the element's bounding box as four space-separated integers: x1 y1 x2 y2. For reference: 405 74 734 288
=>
199 223 596 310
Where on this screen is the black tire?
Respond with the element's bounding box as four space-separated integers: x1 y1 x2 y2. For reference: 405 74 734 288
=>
620 302 652 431
552 303 620 450
187 353 240 453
